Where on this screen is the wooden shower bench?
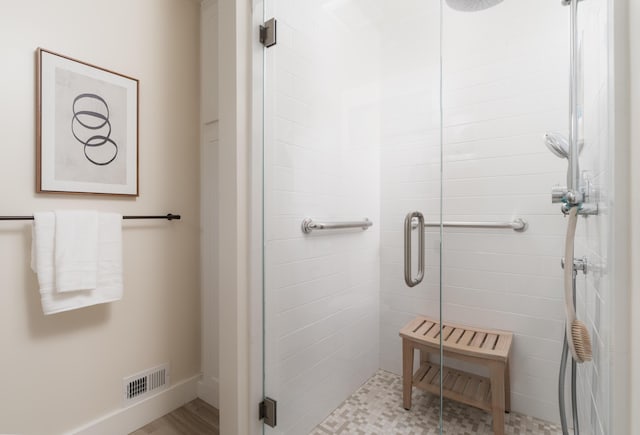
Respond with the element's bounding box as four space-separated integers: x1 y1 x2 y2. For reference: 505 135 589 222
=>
400 316 513 435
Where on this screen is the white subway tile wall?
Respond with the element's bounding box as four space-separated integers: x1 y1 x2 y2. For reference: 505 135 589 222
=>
574 1 611 434
264 0 611 433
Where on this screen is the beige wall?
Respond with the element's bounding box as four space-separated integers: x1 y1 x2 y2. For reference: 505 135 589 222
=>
199 0 220 408
0 1 201 433
630 0 640 432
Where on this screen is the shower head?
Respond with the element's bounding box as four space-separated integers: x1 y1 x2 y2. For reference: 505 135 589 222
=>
544 132 570 159
445 0 504 12
543 132 583 159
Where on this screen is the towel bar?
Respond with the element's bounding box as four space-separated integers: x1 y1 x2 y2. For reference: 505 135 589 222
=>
301 217 372 234
0 213 181 221
412 218 528 232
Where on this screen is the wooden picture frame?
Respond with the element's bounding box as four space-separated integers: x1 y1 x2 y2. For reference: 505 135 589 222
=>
36 48 139 196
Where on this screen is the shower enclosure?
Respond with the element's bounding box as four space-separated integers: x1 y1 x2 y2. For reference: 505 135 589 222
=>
258 0 613 433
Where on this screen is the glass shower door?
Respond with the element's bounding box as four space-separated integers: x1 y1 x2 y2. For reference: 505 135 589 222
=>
261 1 444 434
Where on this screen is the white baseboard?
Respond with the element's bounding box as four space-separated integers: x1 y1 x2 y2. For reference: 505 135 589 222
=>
197 375 219 408
67 375 200 435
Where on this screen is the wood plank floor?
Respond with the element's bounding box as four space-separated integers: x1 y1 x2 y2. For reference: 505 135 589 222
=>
130 399 219 435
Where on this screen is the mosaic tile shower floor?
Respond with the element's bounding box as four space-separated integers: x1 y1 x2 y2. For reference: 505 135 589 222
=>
311 370 562 435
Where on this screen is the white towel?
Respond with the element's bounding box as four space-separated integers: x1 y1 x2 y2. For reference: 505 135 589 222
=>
54 210 98 293
95 213 124 298
32 212 123 315
31 212 56 293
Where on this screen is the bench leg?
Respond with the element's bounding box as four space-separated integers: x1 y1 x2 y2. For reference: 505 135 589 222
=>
402 339 414 410
419 348 429 365
489 362 505 435
504 359 511 413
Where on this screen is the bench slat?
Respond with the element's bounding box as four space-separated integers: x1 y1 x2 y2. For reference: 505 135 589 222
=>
408 317 427 334
424 365 439 384
452 374 468 394
425 322 440 339
476 380 490 403
443 372 456 390
441 325 455 341
459 330 476 346
495 334 512 352
418 321 436 337
447 327 465 344
414 361 430 383
463 377 480 397
482 333 499 350
471 332 487 348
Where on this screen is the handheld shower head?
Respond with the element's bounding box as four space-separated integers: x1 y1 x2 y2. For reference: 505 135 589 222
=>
544 132 570 159
543 132 583 159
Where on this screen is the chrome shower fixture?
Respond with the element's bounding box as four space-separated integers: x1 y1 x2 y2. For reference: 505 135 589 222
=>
545 132 595 214
543 132 583 159
544 132 570 159
445 0 504 12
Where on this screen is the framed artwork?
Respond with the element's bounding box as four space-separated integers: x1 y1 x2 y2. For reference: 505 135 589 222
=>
36 48 139 196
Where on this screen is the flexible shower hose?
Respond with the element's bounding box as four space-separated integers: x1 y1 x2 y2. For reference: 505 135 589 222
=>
558 208 580 435
558 265 580 435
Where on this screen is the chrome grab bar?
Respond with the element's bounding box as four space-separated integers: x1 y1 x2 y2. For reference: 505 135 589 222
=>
404 211 425 288
301 217 372 234
412 218 528 232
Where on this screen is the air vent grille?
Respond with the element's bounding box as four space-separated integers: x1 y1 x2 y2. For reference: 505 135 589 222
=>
127 377 147 399
123 363 169 404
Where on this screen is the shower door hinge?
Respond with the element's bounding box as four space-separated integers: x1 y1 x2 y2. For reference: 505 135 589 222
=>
259 397 277 427
260 18 277 48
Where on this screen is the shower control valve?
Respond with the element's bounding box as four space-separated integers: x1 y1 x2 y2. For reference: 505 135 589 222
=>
565 190 584 205
551 185 568 203
561 256 588 274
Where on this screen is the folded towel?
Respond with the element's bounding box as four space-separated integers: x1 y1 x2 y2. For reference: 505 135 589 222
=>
95 212 123 299
54 210 98 293
32 212 123 315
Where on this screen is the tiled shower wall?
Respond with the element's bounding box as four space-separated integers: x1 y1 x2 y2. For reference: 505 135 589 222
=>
574 0 612 434
263 1 382 433
379 1 573 424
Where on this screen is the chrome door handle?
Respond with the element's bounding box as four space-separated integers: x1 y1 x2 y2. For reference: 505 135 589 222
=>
404 211 425 287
